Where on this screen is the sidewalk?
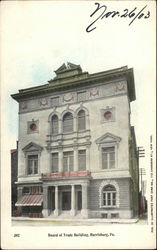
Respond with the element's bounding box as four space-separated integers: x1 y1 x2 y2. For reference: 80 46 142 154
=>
12 216 139 224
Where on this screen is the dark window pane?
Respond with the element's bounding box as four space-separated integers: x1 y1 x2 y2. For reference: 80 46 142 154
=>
78 150 86 170
52 115 58 134
27 155 38 175
102 152 108 169
78 110 86 131
63 112 73 133
52 153 58 172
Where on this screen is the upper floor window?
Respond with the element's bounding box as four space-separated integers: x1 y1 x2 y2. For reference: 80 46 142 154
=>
27 155 38 175
63 151 73 172
78 150 86 170
102 147 115 169
51 115 58 135
103 185 116 207
52 153 58 172
78 110 86 131
63 112 73 133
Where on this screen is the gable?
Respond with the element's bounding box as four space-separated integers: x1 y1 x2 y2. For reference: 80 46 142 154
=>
22 142 43 152
95 133 121 145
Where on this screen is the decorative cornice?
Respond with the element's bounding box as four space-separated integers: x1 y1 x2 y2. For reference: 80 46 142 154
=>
11 66 135 102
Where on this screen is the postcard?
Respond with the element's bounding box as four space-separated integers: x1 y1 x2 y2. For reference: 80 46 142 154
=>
1 1 156 249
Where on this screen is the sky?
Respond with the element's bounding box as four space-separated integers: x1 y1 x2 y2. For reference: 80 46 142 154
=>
1 1 156 195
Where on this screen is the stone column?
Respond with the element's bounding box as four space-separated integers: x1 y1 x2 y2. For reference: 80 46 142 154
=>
74 146 78 172
59 119 62 134
54 186 59 216
17 186 23 213
17 186 23 199
73 115 77 132
70 185 75 216
81 184 89 218
42 186 49 217
58 149 63 172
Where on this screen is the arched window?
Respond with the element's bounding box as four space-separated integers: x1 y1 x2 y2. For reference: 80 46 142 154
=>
103 185 116 207
51 115 58 134
78 110 86 131
63 112 73 133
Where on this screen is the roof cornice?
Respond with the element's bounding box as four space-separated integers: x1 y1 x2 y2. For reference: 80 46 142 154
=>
11 66 136 102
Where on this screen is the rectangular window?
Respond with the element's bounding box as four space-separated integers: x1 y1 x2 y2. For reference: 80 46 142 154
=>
52 153 58 172
51 97 59 107
27 155 38 175
23 187 30 194
103 192 116 207
102 147 115 169
77 91 86 102
78 150 86 170
63 151 73 172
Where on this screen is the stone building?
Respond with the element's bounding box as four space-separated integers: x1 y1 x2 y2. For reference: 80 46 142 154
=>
11 142 18 215
11 62 139 219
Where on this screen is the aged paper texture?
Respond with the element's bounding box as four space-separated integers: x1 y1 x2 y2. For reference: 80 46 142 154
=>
1 0 156 249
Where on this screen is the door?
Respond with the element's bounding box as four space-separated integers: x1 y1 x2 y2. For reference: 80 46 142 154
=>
62 191 71 210
77 191 82 210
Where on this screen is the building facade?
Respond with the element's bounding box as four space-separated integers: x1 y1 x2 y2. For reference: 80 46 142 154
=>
12 62 139 219
11 142 18 215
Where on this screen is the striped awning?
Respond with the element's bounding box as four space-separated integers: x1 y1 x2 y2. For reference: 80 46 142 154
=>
15 195 43 206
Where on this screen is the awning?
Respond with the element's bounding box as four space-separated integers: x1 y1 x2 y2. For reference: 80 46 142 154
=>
15 195 43 206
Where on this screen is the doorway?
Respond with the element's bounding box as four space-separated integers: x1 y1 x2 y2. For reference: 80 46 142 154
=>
62 191 71 210
77 191 82 210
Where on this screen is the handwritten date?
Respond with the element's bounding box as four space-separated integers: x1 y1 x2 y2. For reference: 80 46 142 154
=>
86 3 150 32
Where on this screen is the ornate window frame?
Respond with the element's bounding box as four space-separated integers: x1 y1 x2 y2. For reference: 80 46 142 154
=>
95 133 121 170
61 108 75 134
99 180 120 208
75 106 89 131
22 142 43 176
48 110 60 135
101 106 115 123
27 120 39 134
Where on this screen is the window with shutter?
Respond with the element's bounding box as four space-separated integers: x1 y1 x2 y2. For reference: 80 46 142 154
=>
52 153 58 172
78 150 86 170
51 115 58 134
102 147 115 169
63 112 73 133
103 185 116 207
27 155 38 175
78 110 86 131
63 151 74 172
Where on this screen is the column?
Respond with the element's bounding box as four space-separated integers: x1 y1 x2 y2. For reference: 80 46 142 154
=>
17 186 23 199
59 119 62 134
70 185 75 216
74 115 77 132
42 186 49 217
54 186 59 216
81 184 89 218
86 114 90 130
74 147 78 172
86 146 90 171
17 186 23 213
58 149 63 172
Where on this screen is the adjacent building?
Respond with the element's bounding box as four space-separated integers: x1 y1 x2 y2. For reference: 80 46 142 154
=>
11 142 18 215
11 62 139 219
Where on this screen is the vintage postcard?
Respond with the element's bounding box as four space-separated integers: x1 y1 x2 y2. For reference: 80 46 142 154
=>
1 0 156 249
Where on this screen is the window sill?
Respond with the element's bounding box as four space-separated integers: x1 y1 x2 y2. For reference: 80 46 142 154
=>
101 206 117 209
